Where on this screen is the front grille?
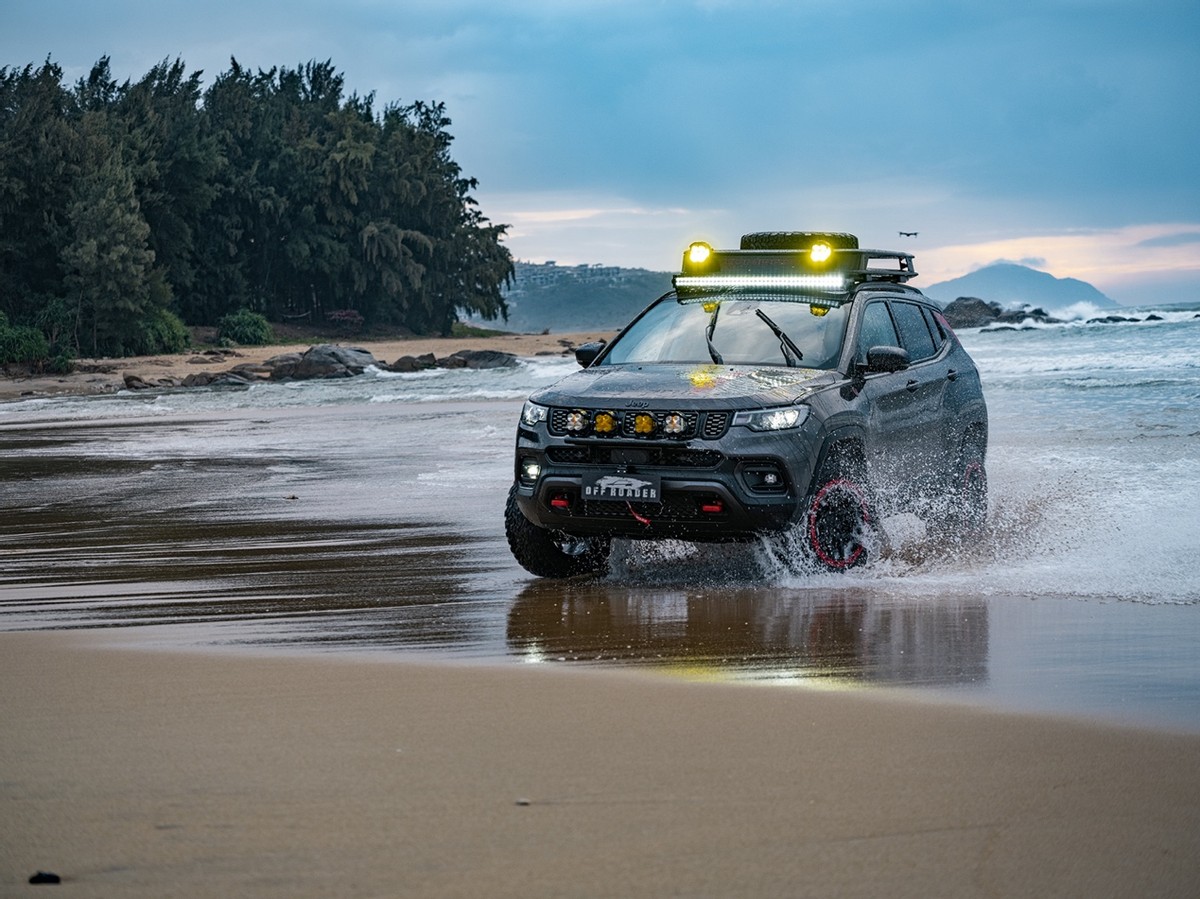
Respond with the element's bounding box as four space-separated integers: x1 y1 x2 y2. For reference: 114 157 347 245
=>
701 412 730 439
582 494 716 522
549 407 731 441
546 445 723 468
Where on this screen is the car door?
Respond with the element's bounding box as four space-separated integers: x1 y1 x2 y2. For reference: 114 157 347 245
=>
853 298 927 495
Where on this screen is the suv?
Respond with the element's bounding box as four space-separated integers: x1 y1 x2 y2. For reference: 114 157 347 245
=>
505 231 988 578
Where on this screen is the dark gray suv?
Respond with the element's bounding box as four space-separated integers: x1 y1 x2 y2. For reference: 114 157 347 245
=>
506 231 988 578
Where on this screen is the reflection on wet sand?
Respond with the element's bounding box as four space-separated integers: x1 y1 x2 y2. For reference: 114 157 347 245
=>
0 506 497 648
508 581 989 687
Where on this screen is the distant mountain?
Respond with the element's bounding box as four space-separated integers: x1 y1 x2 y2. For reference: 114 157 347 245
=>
479 262 673 333
477 259 1120 333
922 263 1119 312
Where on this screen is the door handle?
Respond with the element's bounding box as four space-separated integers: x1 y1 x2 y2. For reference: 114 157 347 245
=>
946 369 958 382
905 379 919 392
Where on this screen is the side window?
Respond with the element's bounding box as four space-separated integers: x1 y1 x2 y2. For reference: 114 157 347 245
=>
921 305 948 349
856 301 899 363
891 301 937 362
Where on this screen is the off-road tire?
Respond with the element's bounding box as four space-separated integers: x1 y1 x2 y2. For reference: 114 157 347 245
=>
950 443 988 536
804 452 876 570
505 484 611 578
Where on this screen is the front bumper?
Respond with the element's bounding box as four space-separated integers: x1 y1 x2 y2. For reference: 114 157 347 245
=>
514 424 816 541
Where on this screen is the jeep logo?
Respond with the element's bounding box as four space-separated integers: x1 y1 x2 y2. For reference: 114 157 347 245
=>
625 400 650 408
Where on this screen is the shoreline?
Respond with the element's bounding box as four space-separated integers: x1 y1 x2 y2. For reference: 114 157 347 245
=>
0 330 616 402
2 629 1198 896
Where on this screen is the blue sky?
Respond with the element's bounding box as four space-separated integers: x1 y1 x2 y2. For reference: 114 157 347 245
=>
6 0 1199 304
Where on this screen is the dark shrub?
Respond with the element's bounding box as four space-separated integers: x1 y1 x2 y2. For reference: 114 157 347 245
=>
217 308 274 346
128 308 192 355
0 320 51 370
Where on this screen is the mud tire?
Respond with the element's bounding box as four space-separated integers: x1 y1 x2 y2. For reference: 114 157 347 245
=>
504 484 611 578
804 452 876 570
949 443 988 537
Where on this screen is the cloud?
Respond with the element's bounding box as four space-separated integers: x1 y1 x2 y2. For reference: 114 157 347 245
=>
976 257 1049 270
1135 232 1200 249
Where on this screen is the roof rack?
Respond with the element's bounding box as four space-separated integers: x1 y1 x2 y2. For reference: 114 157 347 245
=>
672 237 918 301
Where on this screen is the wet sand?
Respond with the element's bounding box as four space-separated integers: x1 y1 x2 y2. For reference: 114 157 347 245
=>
0 331 615 401
2 630 1198 897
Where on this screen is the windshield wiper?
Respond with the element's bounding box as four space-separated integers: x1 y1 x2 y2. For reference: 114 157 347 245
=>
706 303 725 365
755 308 803 367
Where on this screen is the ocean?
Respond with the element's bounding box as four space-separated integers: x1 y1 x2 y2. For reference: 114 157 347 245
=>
2 300 1198 731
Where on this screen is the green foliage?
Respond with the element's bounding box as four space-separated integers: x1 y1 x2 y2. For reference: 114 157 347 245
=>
0 320 50 369
0 56 514 357
130 308 191 355
217 308 274 345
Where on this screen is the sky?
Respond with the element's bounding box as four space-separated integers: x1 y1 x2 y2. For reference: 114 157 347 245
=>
5 0 1199 305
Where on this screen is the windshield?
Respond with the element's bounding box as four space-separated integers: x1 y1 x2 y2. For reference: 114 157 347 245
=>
600 294 850 369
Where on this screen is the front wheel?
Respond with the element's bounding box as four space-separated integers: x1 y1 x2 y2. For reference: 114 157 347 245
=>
804 455 876 570
504 484 611 578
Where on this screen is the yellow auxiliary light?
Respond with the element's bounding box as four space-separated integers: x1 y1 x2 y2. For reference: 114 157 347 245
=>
633 413 656 435
687 242 714 265
810 241 833 263
594 412 617 435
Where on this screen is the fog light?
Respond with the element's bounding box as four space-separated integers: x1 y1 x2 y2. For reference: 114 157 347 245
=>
633 413 656 435
664 412 686 435
520 458 541 483
594 412 617 435
763 472 779 486
566 410 587 432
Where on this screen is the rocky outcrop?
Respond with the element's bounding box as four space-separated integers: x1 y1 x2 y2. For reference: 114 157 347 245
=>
271 345 379 380
941 297 1063 330
119 344 519 392
438 349 518 370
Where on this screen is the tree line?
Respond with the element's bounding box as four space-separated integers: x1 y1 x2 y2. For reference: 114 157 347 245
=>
0 57 513 364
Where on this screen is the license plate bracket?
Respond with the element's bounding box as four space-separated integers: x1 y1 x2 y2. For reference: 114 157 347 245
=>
582 471 662 502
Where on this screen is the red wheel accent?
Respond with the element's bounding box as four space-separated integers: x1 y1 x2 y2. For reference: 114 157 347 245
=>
807 478 871 569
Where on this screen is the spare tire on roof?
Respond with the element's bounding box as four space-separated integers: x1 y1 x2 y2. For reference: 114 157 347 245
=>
739 231 859 250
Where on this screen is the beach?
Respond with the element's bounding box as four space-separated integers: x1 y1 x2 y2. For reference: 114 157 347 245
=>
3 630 1199 898
0 331 616 402
3 316 1200 895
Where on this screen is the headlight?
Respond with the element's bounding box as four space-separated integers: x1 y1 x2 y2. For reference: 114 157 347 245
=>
732 406 810 432
521 401 548 427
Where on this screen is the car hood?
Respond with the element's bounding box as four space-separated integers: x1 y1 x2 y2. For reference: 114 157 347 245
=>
530 363 837 409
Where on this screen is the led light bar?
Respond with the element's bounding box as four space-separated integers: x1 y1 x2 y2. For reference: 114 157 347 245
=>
673 273 848 291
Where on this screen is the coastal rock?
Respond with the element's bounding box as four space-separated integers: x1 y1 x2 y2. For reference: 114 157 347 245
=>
386 353 437 373
941 297 1000 329
268 345 378 380
439 349 518 370
123 373 178 390
941 296 1063 330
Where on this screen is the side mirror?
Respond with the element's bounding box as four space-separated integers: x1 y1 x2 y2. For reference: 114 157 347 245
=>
864 345 910 374
574 340 606 368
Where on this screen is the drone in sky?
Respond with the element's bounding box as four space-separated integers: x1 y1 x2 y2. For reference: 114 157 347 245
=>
898 231 919 237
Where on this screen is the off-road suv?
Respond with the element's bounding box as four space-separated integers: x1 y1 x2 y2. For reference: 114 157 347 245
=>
505 231 988 578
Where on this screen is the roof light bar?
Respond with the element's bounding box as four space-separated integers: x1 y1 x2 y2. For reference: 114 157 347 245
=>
673 273 848 291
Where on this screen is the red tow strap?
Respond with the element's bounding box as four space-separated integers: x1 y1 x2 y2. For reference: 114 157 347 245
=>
626 502 652 527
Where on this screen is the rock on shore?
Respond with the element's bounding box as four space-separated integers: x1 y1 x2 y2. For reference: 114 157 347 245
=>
941 297 1063 330
121 344 519 391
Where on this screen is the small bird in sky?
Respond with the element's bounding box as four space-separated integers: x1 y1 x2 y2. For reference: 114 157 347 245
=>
898 231 918 237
